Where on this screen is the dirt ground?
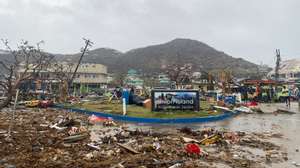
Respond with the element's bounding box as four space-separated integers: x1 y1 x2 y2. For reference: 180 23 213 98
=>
0 107 291 168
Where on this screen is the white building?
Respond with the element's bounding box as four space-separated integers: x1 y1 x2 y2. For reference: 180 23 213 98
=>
73 63 108 85
268 59 300 81
18 62 108 94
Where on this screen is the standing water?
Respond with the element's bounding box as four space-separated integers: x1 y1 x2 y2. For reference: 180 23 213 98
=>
119 102 300 168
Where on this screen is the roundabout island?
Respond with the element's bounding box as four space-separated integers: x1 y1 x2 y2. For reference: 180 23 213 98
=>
56 100 239 124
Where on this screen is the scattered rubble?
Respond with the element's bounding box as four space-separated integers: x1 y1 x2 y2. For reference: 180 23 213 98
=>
276 108 297 114
0 107 289 168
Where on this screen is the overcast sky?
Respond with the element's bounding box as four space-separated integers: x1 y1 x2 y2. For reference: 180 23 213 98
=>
0 0 299 66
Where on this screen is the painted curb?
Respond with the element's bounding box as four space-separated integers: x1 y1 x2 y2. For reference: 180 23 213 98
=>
54 104 240 124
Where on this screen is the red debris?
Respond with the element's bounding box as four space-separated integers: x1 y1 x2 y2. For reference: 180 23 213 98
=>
185 143 201 155
88 115 108 123
242 101 258 107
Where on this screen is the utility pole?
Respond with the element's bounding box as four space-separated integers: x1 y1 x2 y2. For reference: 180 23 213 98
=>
275 49 281 81
274 49 281 101
68 38 93 92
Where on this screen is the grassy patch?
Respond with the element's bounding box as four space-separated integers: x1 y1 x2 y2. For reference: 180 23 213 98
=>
67 101 221 118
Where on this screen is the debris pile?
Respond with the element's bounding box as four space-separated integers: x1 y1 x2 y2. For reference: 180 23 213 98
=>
0 108 287 168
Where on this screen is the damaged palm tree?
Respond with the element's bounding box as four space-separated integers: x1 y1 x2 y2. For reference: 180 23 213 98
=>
0 39 53 109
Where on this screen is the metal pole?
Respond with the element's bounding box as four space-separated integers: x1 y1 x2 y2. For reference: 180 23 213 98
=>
69 39 93 87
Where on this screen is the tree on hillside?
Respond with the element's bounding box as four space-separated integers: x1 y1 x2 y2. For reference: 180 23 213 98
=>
0 39 53 109
110 73 126 87
164 63 193 89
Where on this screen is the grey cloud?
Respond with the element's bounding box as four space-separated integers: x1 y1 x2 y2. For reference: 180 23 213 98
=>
0 0 299 65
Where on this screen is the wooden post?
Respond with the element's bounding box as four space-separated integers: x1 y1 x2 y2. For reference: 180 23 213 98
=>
12 89 19 119
8 89 20 136
123 98 127 116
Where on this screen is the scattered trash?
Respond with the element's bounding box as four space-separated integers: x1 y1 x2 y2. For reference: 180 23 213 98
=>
200 134 220 145
213 105 232 112
0 106 292 167
292 161 300 167
153 142 161 150
181 137 200 143
68 126 88 135
242 101 258 107
117 143 140 154
168 163 182 168
63 133 89 143
85 152 94 160
185 143 201 155
223 132 240 144
88 115 107 123
233 154 239 159
4 164 16 168
87 143 101 150
179 127 194 135
234 106 253 113
49 123 67 131
103 119 117 127
115 163 125 168
0 130 7 134
276 108 297 114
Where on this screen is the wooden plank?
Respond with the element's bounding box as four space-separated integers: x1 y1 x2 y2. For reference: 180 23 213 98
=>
181 136 200 143
63 133 89 143
117 143 140 154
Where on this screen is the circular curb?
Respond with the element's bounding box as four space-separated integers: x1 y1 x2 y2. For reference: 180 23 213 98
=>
54 104 240 124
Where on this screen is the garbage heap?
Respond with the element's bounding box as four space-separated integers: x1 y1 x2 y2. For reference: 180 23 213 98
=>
0 108 287 168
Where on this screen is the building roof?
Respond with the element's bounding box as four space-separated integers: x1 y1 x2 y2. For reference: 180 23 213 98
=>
77 63 107 74
18 62 107 75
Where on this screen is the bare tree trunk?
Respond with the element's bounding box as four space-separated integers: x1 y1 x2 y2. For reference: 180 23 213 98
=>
59 81 68 103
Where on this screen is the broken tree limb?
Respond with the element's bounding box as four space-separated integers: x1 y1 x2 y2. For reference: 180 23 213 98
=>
181 136 200 143
276 108 296 114
117 143 140 154
63 133 89 143
87 143 101 150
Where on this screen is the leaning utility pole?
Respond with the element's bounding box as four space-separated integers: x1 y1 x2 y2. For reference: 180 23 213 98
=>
274 49 281 81
68 38 93 90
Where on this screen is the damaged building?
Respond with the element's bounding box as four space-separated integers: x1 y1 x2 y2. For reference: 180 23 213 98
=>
18 63 108 97
268 58 300 81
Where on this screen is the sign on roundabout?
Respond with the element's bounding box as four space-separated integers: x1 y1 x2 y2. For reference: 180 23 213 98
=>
151 90 200 112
